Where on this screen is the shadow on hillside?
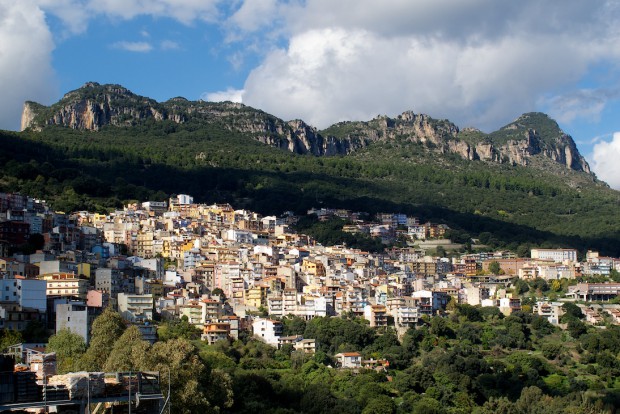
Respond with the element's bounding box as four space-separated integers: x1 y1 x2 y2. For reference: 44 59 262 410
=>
2 130 619 256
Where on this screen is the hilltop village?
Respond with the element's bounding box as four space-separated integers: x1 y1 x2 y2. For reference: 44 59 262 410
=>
2 191 620 353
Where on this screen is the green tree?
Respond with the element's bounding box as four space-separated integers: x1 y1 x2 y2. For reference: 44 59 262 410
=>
567 318 587 339
561 303 584 321
46 329 87 373
457 304 483 322
429 316 454 338
22 320 48 343
514 386 545 414
157 316 202 341
0 329 23 353
362 395 395 414
150 339 233 414
513 279 530 295
541 343 562 360
412 397 442 414
488 261 501 275
104 325 151 372
79 307 126 371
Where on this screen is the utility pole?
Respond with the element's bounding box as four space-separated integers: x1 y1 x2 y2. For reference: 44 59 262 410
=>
128 372 132 414
44 374 47 414
87 373 90 414
168 368 171 414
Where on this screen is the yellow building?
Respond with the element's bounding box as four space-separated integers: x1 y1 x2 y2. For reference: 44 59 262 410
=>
75 263 90 279
246 286 268 308
301 259 326 278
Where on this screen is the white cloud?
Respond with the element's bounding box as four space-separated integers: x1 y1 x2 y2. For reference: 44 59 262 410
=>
31 0 225 36
0 0 229 130
233 0 620 131
540 88 620 124
0 0 57 130
202 88 244 103
85 0 224 25
160 40 180 51
590 132 620 190
111 41 153 52
35 0 90 34
228 0 278 33
241 27 599 130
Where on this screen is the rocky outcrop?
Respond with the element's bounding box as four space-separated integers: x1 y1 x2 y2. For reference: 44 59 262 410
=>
20 102 39 131
22 82 167 131
484 114 591 173
21 83 591 174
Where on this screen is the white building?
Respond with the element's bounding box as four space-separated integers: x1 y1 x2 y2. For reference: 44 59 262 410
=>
176 194 194 205
335 352 362 368
530 249 578 263
252 317 283 346
117 293 154 322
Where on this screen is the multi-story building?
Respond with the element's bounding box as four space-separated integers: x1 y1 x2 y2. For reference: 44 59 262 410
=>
117 293 154 322
534 301 564 325
531 248 578 263
567 283 620 302
0 276 47 311
55 300 100 344
363 304 388 327
0 302 44 331
252 318 283 346
395 307 419 328
41 273 89 299
202 322 231 345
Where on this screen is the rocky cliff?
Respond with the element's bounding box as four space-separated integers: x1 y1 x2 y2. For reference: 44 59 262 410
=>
21 82 591 173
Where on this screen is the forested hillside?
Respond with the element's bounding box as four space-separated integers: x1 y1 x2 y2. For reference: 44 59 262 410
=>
23 300 620 414
2 114 620 255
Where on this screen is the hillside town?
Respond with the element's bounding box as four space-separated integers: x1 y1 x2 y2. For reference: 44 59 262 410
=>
2 191 620 358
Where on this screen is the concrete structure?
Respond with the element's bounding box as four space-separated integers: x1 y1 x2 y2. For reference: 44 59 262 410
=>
55 300 93 344
531 249 578 263
567 283 620 302
117 293 154 322
335 352 362 368
0 277 47 312
252 318 283 346
42 273 89 299
364 304 388 327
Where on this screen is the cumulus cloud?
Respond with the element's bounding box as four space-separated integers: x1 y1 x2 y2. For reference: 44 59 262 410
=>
242 27 598 129
202 88 244 103
228 0 278 33
590 132 620 190
0 0 57 130
111 41 153 52
234 0 620 130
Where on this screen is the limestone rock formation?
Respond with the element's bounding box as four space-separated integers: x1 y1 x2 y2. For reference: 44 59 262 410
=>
21 82 591 174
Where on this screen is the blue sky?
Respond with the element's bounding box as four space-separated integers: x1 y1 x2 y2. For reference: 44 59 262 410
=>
2 0 620 189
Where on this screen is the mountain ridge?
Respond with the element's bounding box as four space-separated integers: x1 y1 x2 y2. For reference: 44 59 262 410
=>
21 82 590 174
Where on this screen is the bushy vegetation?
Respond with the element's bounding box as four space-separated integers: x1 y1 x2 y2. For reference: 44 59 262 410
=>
37 306 620 413
1 118 620 255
